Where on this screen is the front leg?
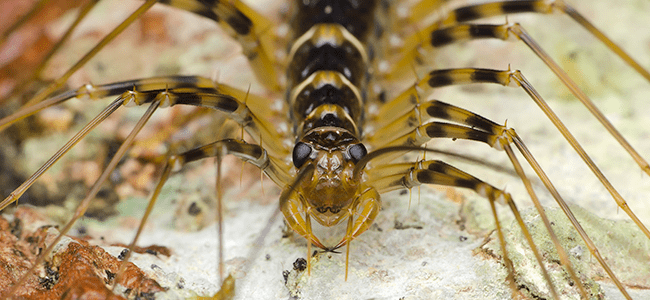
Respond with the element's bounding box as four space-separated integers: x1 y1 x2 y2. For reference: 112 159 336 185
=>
332 187 381 281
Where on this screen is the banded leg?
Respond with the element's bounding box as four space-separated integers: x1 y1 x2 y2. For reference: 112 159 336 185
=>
114 138 289 297
372 68 650 243
14 0 280 111
367 158 564 298
2 97 162 298
0 75 288 155
388 0 650 82
378 0 650 178
384 17 650 178
158 0 280 90
365 98 635 298
0 79 292 219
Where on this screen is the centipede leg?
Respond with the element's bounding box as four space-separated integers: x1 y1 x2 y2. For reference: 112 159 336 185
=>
369 158 557 298
0 75 288 156
1 74 290 297
112 138 286 298
0 0 99 105
2 97 161 297
375 67 650 247
382 0 650 177
366 93 641 297
15 0 159 108
157 0 280 91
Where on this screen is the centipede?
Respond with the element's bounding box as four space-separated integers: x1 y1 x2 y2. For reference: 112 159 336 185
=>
0 0 649 299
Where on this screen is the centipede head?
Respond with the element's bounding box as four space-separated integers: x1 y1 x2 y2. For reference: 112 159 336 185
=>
291 127 367 227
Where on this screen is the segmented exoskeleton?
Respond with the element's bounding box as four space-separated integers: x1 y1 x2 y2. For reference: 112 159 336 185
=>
1 0 649 299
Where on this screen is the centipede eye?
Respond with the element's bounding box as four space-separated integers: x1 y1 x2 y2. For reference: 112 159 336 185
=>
348 143 367 163
292 142 313 168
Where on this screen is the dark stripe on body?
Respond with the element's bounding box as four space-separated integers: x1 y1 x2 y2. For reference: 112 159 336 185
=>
289 1 378 137
291 0 378 41
288 44 364 87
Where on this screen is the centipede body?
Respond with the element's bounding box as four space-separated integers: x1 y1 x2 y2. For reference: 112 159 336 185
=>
1 0 650 299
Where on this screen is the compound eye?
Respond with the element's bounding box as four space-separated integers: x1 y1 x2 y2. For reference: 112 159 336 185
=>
347 143 367 163
292 142 312 168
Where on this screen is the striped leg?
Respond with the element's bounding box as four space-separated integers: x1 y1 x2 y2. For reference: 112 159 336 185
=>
388 0 649 81
0 75 288 155
367 158 559 298
387 20 650 177
364 79 638 297
0 77 290 225
380 0 650 177
114 138 289 296
8 0 280 110
372 68 650 239
2 97 162 297
158 0 280 90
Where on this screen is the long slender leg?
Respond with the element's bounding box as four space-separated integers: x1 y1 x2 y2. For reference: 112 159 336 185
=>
371 68 650 245
113 138 288 298
363 92 634 297
384 18 650 178
0 76 288 154
19 0 160 108
367 158 564 298
156 0 280 90
380 1 650 177
0 0 99 104
1 86 289 298
2 97 161 298
2 91 289 297
389 0 649 81
0 75 283 127
1 80 291 216
14 0 280 113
